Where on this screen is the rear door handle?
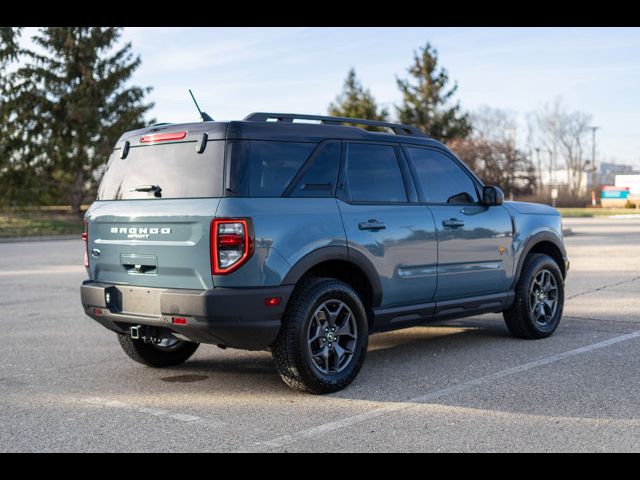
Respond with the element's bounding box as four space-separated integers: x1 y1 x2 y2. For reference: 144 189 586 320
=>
442 218 465 228
358 219 386 231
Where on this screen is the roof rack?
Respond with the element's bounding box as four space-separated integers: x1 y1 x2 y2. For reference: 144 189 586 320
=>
243 112 427 137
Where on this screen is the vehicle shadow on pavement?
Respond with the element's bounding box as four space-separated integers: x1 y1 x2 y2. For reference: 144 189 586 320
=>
160 318 514 397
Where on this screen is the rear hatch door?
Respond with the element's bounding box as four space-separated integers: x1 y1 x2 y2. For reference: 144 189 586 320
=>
86 129 225 290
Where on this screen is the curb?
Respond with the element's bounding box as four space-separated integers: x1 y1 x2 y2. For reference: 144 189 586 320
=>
0 234 80 244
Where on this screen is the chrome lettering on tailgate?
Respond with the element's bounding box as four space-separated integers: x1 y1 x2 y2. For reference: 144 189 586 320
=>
110 227 171 239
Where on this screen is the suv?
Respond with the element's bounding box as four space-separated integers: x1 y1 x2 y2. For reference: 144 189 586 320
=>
80 112 569 394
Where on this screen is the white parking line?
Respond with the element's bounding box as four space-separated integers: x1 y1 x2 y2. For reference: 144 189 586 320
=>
80 397 202 423
0 265 83 276
252 330 640 451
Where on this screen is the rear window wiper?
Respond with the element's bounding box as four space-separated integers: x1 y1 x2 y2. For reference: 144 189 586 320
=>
130 185 162 197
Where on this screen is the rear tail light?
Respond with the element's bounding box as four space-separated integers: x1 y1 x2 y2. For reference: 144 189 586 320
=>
210 219 253 275
82 219 89 268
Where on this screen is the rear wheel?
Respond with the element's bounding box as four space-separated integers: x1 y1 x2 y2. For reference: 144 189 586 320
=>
272 277 368 394
503 253 564 339
117 334 199 367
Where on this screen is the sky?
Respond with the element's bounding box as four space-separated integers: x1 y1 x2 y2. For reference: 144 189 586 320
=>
20 27 640 167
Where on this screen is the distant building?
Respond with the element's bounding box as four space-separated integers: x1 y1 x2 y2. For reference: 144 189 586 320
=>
615 175 640 195
599 162 637 185
539 169 589 195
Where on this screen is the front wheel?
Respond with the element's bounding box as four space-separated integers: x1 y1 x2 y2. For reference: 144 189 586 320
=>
272 277 369 394
117 334 199 367
503 253 564 339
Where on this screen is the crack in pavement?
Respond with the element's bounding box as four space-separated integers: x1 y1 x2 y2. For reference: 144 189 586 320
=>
566 276 640 301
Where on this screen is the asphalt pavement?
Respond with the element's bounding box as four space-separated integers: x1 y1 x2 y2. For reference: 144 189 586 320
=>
1 216 639 452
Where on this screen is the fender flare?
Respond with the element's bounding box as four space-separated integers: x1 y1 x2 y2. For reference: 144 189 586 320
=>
513 230 567 287
282 246 383 308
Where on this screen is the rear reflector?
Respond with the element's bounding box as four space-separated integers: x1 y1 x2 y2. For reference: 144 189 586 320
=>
94 308 103 316
264 297 281 307
140 131 187 143
172 317 188 325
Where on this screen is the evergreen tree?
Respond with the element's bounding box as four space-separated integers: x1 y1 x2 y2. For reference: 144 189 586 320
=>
396 42 471 142
4 27 153 212
329 69 388 131
0 28 27 206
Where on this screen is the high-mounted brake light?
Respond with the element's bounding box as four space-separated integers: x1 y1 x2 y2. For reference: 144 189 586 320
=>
82 219 89 268
140 131 187 143
210 219 254 275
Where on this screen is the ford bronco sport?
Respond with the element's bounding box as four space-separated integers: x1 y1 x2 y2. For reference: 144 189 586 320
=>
80 112 569 394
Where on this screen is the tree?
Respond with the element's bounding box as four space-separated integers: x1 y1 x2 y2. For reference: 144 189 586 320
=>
0 28 27 206
528 98 593 196
396 42 471 142
3 27 153 212
450 138 536 198
450 107 536 197
329 69 388 131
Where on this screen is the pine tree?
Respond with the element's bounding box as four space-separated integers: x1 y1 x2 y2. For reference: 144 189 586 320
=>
0 28 26 206
5 27 153 212
396 42 471 142
329 69 388 131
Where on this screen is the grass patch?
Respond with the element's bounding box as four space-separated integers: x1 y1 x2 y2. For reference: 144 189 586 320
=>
558 208 640 218
0 210 84 238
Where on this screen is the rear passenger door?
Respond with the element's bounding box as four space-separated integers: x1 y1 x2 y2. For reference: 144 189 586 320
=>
337 142 438 308
403 145 514 301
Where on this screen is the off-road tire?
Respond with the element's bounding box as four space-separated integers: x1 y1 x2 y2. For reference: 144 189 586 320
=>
117 334 199 367
503 253 564 339
272 277 369 394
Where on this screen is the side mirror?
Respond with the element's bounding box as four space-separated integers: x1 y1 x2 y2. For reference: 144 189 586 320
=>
482 186 504 206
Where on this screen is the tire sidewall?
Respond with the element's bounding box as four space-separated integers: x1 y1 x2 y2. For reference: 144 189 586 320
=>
294 282 368 389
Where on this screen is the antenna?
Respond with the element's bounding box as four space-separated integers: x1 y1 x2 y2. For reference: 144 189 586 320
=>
188 89 214 122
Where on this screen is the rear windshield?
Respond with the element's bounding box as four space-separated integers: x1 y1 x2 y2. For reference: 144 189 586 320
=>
97 140 225 200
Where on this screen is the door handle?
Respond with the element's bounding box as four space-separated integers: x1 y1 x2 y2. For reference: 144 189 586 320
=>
358 219 386 231
442 218 465 228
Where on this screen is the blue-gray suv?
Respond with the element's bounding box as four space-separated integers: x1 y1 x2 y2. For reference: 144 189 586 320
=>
80 112 569 394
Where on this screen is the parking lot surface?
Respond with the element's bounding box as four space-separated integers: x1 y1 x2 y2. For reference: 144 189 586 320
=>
1 217 639 452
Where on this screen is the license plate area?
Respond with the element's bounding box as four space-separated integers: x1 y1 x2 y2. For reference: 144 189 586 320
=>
117 286 161 316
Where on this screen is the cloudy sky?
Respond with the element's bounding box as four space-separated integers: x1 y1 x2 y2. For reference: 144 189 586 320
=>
21 27 640 167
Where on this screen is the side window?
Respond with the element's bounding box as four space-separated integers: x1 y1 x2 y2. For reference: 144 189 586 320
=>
290 141 340 198
227 140 317 197
345 143 407 203
404 147 479 204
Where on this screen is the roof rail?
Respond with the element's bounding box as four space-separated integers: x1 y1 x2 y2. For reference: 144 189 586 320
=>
243 112 427 137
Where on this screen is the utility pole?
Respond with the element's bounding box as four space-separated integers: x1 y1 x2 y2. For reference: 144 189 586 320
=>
589 126 600 186
535 147 542 193
549 147 557 208
505 126 516 201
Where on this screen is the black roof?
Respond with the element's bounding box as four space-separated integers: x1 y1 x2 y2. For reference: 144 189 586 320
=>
116 112 444 149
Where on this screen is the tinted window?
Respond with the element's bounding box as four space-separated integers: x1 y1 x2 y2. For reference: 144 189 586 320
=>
404 147 479 204
227 140 316 197
290 141 340 198
97 140 225 200
345 143 407 203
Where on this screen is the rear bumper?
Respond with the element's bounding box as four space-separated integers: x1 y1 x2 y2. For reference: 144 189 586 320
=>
80 281 293 350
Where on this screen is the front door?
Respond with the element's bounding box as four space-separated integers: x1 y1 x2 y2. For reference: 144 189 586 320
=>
337 142 438 308
402 145 514 301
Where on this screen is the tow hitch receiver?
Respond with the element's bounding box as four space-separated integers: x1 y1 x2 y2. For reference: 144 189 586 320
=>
130 325 164 344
